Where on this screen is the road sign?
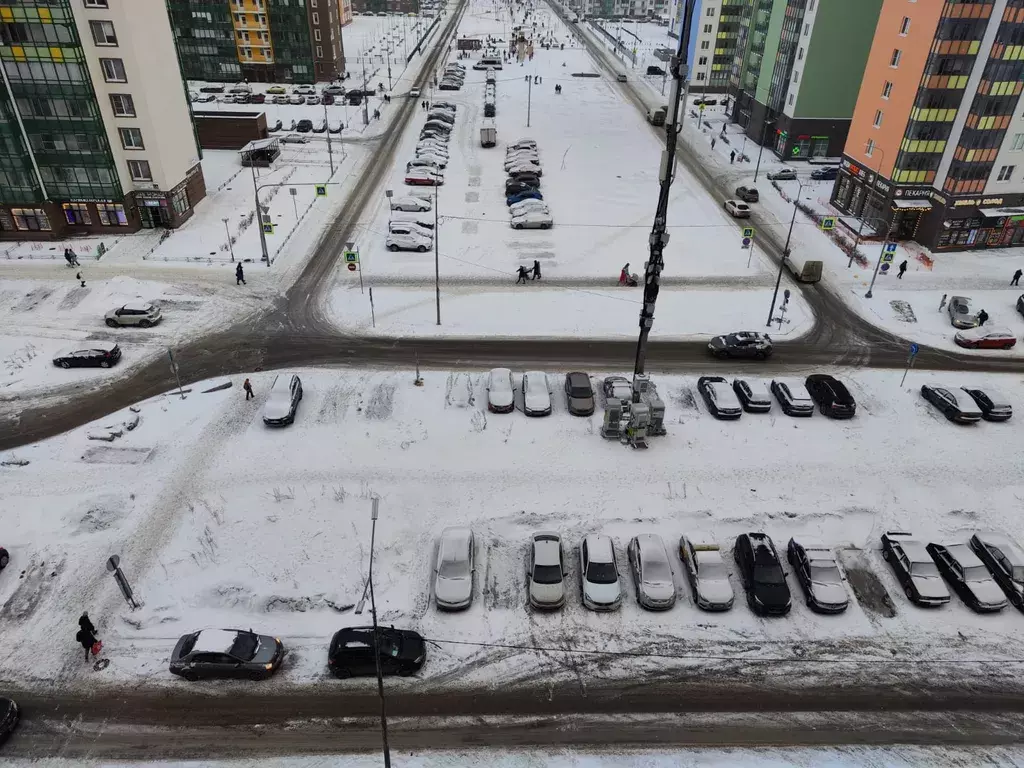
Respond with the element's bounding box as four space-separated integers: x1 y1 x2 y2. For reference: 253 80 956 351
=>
347 262 358 272
289 187 297 196
262 223 274 234
885 242 897 253
741 237 751 248
820 217 835 231
881 252 894 264
343 250 359 263
880 262 891 272
315 185 327 197
742 227 755 238
910 342 919 356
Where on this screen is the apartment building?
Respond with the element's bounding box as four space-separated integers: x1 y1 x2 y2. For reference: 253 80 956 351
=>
582 0 667 19
833 0 1024 252
351 0 419 14
338 0 353 25
727 0 881 159
167 0 346 84
0 0 204 239
684 0 745 91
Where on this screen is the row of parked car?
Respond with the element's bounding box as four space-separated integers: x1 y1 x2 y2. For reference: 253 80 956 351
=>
483 66 497 118
485 368 613 417
438 59 465 91
503 140 552 229
191 82 354 106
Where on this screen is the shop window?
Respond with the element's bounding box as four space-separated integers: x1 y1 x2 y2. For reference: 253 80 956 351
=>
12 208 51 231
171 188 190 216
97 203 128 226
62 202 92 225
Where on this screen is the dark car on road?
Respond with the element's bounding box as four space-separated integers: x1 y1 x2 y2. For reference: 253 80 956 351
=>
707 331 772 360
960 386 1012 421
697 376 742 420
881 531 950 607
970 532 1024 611
52 341 121 369
810 166 838 180
927 541 1007 613
734 533 791 616
169 628 285 681
0 698 18 744
734 186 759 203
646 65 665 75
920 384 981 424
328 626 426 678
564 371 595 416
804 374 856 419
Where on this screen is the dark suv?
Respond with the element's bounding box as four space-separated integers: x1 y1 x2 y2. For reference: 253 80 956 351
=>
734 533 791 616
295 119 314 133
328 626 426 678
804 374 856 419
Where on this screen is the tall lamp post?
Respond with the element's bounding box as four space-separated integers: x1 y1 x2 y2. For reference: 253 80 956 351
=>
368 496 391 768
434 181 441 325
766 178 807 326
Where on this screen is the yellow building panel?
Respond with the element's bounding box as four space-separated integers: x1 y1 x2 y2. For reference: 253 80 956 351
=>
10 45 24 61
49 46 62 61
953 75 968 88
0 8 13 22
969 40 980 55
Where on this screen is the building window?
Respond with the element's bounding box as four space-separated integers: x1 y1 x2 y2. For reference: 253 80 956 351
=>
128 159 152 181
171 188 190 216
110 93 135 117
873 109 883 127
899 16 910 35
866 138 875 156
311 0 318 5
312 12 319 24
803 23 809 35
788 92 794 106
696 71 705 81
793 70 799 83
100 58 126 82
1011 133 1024 151
12 208 50 231
798 47 803 60
316 45 323 58
698 56 707 66
62 202 92 225
89 20 118 46
882 80 892 99
808 0 814 9
97 203 128 226
314 28 321 41
706 6 715 15
84 0 109 7
890 49 901 68
997 164 1014 181
700 40 709 49
703 23 712 32
119 127 144 150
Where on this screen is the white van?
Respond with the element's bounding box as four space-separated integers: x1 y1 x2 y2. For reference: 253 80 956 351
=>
474 56 502 70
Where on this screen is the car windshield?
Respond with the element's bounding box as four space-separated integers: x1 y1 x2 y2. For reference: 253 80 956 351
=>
910 560 940 578
570 386 590 398
533 564 563 584
809 564 841 583
586 561 617 584
642 558 672 583
228 632 259 661
698 560 726 580
438 556 468 579
963 565 990 582
753 565 785 585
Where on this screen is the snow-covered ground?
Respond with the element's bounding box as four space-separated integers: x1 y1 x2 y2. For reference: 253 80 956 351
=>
5 366 1024 694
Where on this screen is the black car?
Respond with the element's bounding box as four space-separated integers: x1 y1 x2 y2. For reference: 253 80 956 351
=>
707 331 772 359
804 374 856 419
505 180 538 196
0 547 8 570
732 378 772 413
199 85 225 93
484 103 496 116
735 186 759 203
786 538 849 614
926 542 1007 613
810 166 838 180
322 93 335 105
295 119 314 133
169 629 285 681
960 386 1012 421
970 532 1024 610
439 81 460 90
880 531 950 607
697 376 742 420
646 65 665 75
734 533 791 616
920 384 981 423
1016 294 1024 319
53 341 121 369
328 626 425 678
0 698 18 744
508 171 541 185
564 371 595 416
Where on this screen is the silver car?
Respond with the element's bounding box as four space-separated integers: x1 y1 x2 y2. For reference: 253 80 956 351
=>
679 535 734 611
105 302 162 328
627 534 676 610
947 295 979 328
262 373 302 426
434 527 474 610
528 531 566 609
786 538 849 614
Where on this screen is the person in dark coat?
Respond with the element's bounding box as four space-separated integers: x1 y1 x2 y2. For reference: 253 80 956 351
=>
76 626 97 661
79 612 96 636
977 309 989 326
516 265 530 284
76 271 85 287
236 262 245 285
532 259 541 280
1012 268 1022 286
243 378 254 400
897 259 908 279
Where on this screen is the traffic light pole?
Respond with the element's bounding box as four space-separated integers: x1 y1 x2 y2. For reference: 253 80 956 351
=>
633 0 696 379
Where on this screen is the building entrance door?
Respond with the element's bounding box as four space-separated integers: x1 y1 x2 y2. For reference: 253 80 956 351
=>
139 204 170 229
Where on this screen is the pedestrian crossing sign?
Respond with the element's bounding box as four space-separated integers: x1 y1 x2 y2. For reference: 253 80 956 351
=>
315 185 327 197
820 217 835 231
344 250 359 263
742 227 755 238
262 222 274 234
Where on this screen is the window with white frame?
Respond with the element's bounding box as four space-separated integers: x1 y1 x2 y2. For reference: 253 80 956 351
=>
882 80 892 99
314 28 321 41
109 93 135 117
99 58 126 82
997 164 1015 181
84 0 109 7
119 127 144 150
89 19 117 46
703 23 711 32
316 46 323 57
873 109 883 127
866 138 875 156
890 49 902 67
128 159 152 181
312 12 319 23
1012 133 1024 151
899 16 910 35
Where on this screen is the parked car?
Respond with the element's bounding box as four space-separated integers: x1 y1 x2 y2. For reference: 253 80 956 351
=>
507 189 543 206
627 534 676 610
438 80 461 90
169 628 285 681
947 295 979 328
312 120 328 134
482 367 516 414
505 180 539 197
328 626 425 678
305 94 321 105
927 542 1007 613
724 199 751 218
708 331 772 359
0 697 18 743
880 531 950 607
105 301 162 328
280 133 310 144
427 111 455 124
507 162 542 177
269 119 283 132
732 378 772 413
786 539 849 614
508 171 541 186
564 371 595 416
266 85 287 94
954 326 1016 350
509 199 549 217
434 527 474 610
1016 293 1024 319
766 168 797 181
734 532 791 616
386 231 432 252
194 93 216 103
423 120 452 134
407 158 445 173
262 373 302 426
960 386 1012 421
433 101 458 112
322 84 346 95
272 94 289 105
505 153 540 168
920 384 982 424
328 121 342 134
580 534 621 611
646 64 665 75
679 535 734 611
528 531 566 609
970 532 1024 610
288 94 305 105
770 379 814 417
804 374 856 418
390 211 434 230
511 210 553 230
602 375 632 403
292 84 316 95
250 93 266 104
388 221 434 240
0 547 8 570
199 85 225 93
390 196 431 212
697 376 742 420
405 169 443 186
53 341 121 369
522 370 551 416
508 139 537 151
735 186 759 203
810 166 838 180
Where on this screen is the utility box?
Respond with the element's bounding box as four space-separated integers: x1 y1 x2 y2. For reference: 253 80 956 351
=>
480 119 497 148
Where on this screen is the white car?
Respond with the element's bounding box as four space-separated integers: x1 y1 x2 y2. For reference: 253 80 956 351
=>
510 210 553 230
522 371 551 416
580 534 621 611
412 153 448 168
679 535 734 611
504 155 540 171
507 162 543 177
292 84 316 94
407 158 445 173
508 139 537 151
390 196 432 212
509 199 549 216
770 379 814 416
386 230 432 252
434 527 474 610
279 133 310 144
417 141 449 154
262 373 303 426
529 532 566 609
389 221 434 239
390 211 434 230
724 199 752 218
486 367 514 413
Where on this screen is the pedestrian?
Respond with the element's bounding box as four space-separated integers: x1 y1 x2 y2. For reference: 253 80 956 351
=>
236 262 245 285
75 271 85 288
69 248 80 266
516 265 530 284
243 378 254 400
79 612 96 637
532 259 541 280
63 248 74 267
730 150 736 164
897 259 907 279
938 293 948 312
619 262 630 285
710 137 716 150
1012 268 1022 286
978 309 989 327
75 625 97 662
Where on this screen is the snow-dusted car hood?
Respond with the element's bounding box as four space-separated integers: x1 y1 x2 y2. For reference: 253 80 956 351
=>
911 575 949 599
641 580 675 603
435 575 471 606
583 579 620 606
809 581 847 606
489 389 513 409
530 580 564 606
524 391 549 411
698 577 734 604
970 578 1007 606
263 397 292 420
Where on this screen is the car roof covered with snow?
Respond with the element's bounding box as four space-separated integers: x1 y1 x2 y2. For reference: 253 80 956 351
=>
532 533 561 566
942 542 984 568
975 531 1024 565
440 526 472 558
192 629 242 654
122 301 154 312
584 534 614 563
957 326 1013 339
892 537 931 562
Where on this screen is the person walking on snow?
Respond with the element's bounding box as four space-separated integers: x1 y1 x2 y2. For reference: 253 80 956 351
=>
236 262 245 286
710 137 716 150
79 612 96 637
75 271 85 288
75 625 97 662
532 259 541 280
619 263 630 285
730 150 736 164
243 378 254 400
978 309 990 327
516 265 530 284
1012 268 1022 286
897 260 908 279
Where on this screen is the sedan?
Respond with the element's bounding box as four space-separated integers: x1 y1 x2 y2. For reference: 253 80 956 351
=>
438 81 461 90
507 189 543 206
732 378 772 413
735 186 759 203
810 166 838 180
954 326 1016 350
522 370 551 416
970 532 1024 610
390 196 432 212
960 386 1012 421
279 133 309 144
426 111 455 125
528 531 566 609
434 527 474 610
627 534 676 610
927 542 1007 613
947 295 978 328
305 95 321 105
509 139 537 150
786 539 849 614
602 375 632 403
388 221 433 240
679 535 734 611
169 628 285 681
881 531 950 607
0 697 18 743
697 376 742 420
505 180 539 197
407 158 445 173
508 171 541 187
266 85 287 94
920 384 982 423
272 94 289 105
804 374 856 418
105 301 162 328
263 373 303 426
771 379 814 417
507 162 542 177
486 367 514 413
511 210 553 230
405 169 443 186
564 371 595 416
580 534 621 611
724 199 751 218
766 168 797 181
194 93 216 103
707 331 772 359
386 231 432 252
53 341 121 369
509 199 549 217
734 532 791 616
288 94 305 105
328 626 425 678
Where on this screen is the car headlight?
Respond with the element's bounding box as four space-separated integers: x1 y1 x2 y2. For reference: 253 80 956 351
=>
264 663 274 670
413 654 425 664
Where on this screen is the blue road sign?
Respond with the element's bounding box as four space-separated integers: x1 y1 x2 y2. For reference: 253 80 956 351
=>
741 237 751 248
885 242 897 253
910 343 919 356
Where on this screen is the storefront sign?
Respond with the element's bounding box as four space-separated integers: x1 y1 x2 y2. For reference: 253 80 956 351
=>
894 187 947 206
135 191 165 200
874 178 892 194
953 197 1004 207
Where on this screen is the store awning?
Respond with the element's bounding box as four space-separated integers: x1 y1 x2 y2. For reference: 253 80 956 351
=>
979 206 1024 218
892 199 933 210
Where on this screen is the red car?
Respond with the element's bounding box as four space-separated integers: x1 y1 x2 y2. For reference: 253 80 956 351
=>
250 93 266 104
954 326 1017 350
405 170 443 186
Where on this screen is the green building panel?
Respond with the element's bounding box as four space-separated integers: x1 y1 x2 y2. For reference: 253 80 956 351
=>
752 0 786 106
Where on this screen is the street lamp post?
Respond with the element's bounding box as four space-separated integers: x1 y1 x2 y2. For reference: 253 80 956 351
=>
367 496 391 768
221 217 234 262
434 182 441 325
766 179 806 326
324 102 335 176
